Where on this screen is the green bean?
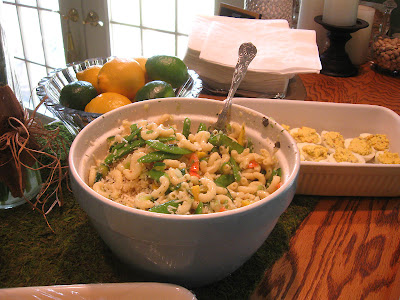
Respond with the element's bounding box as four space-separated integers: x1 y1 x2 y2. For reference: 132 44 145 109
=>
125 124 141 142
194 201 203 214
109 142 124 153
148 169 165 182
130 123 138 132
197 122 207 132
247 137 254 152
225 188 234 201
182 117 191 138
157 136 176 142
148 200 179 214
106 136 115 142
209 133 244 154
214 174 235 187
137 151 182 163
229 157 241 182
167 182 181 194
104 138 145 165
145 140 192 155
94 164 110 182
267 168 282 184
109 125 142 153
153 162 166 171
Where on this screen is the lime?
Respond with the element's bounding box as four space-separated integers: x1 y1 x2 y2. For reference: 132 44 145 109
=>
134 80 175 102
145 55 189 88
59 81 98 111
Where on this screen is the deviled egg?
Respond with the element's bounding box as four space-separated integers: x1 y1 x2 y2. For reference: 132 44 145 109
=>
321 131 345 153
375 151 400 164
344 137 375 162
328 147 365 164
290 126 321 144
281 124 291 131
297 143 329 162
359 133 390 151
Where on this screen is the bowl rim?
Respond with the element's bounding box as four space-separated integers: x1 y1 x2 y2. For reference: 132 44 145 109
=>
69 97 300 220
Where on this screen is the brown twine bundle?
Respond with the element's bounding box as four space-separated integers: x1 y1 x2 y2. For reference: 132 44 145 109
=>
0 85 70 228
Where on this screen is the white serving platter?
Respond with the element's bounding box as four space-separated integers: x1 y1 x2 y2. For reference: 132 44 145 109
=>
0 282 197 300
233 98 400 197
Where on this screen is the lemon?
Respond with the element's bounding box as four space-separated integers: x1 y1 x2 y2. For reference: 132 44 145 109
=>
84 92 132 114
97 57 145 100
76 65 101 92
59 81 98 111
134 57 150 83
145 55 189 88
134 80 175 102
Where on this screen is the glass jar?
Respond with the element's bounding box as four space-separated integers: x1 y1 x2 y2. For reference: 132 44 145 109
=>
0 164 42 209
245 0 295 27
371 35 400 77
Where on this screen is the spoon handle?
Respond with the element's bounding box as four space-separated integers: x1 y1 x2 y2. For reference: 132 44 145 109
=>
213 42 257 131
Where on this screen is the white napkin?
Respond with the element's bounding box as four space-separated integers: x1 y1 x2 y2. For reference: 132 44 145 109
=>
191 17 321 75
187 15 289 52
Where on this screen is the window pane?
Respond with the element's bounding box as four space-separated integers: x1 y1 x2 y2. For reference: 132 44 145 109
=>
13 59 30 104
17 0 36 7
2 4 24 59
110 0 140 26
111 24 142 57
27 62 47 96
142 29 175 57
19 6 45 64
37 0 59 11
177 0 214 34
142 0 175 32
177 35 188 59
40 10 65 68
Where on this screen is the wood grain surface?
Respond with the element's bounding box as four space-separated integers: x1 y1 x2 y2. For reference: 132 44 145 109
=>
250 63 400 300
251 197 400 300
300 62 400 114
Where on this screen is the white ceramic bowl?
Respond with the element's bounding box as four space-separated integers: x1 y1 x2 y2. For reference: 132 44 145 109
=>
68 98 300 288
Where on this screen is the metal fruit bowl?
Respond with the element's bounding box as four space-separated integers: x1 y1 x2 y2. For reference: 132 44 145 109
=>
36 57 203 135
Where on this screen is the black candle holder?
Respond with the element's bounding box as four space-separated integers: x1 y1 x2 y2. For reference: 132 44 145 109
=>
314 15 369 77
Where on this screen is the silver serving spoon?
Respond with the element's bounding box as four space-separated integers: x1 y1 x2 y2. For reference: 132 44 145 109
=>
212 42 257 132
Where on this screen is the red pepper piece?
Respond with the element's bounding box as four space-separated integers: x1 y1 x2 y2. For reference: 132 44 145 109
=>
248 160 259 169
189 153 200 178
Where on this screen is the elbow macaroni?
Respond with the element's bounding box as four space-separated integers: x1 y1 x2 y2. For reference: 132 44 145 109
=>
89 116 282 215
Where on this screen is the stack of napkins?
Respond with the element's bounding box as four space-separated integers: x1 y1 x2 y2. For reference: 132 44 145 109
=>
184 15 322 97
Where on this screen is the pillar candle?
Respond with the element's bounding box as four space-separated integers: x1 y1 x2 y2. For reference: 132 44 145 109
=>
297 0 327 52
322 0 359 26
345 5 376 65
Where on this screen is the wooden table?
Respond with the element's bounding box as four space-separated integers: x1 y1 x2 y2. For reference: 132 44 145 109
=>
247 63 400 300
201 62 400 299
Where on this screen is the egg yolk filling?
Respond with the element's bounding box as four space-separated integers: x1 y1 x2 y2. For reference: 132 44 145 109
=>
323 131 344 149
292 127 320 143
303 145 328 161
333 148 359 163
364 134 389 151
377 151 400 164
348 138 373 156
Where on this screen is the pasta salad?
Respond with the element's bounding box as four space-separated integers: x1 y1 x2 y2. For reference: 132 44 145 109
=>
88 114 282 214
